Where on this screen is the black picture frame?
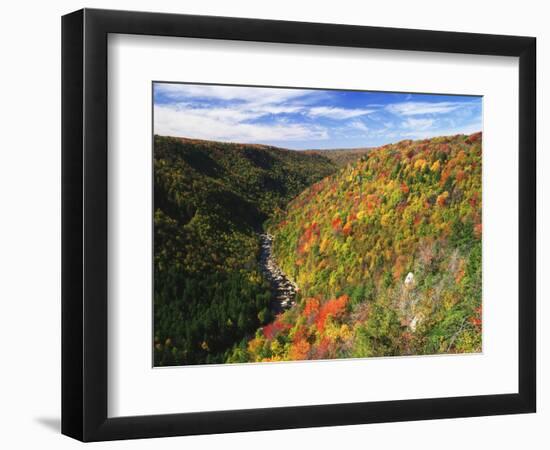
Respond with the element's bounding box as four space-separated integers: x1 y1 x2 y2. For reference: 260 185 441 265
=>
62 8 536 442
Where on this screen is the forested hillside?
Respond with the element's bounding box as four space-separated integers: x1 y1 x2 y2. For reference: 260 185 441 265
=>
153 136 336 365
229 132 482 363
303 147 372 167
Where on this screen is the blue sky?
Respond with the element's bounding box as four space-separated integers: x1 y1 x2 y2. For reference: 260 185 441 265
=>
153 82 482 150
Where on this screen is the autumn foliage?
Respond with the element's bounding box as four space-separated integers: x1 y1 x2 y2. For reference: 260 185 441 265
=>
230 132 483 363
316 295 349 332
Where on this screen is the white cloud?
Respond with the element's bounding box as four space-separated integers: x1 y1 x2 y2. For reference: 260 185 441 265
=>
349 120 369 132
155 84 334 138
387 101 466 116
155 83 313 106
174 105 262 123
256 105 304 115
154 83 377 143
166 102 307 126
307 106 375 120
402 118 434 130
154 105 328 143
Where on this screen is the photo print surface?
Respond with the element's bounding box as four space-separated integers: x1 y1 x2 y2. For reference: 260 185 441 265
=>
152 82 482 367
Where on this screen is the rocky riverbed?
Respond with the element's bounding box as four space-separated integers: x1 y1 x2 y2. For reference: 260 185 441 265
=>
258 233 298 314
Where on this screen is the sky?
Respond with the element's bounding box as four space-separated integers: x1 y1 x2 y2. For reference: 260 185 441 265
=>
153 82 482 150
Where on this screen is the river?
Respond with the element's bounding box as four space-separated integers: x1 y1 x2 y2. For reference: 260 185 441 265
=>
258 233 298 314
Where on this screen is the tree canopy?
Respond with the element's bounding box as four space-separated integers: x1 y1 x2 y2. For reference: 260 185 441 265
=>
230 132 482 362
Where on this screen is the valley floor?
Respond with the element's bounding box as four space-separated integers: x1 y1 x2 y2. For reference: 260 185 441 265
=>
258 233 298 314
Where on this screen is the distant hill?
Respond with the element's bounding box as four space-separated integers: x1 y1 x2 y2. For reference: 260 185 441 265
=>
230 132 482 362
303 147 373 167
153 135 336 366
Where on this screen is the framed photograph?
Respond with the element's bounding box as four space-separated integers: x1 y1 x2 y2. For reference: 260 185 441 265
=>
62 8 536 441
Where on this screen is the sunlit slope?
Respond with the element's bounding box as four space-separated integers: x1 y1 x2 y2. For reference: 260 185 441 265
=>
233 132 482 362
